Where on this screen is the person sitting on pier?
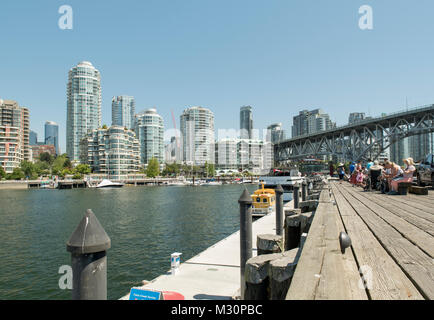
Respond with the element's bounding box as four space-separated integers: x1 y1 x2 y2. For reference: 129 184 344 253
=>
368 160 383 191
388 158 415 195
356 167 365 188
337 163 345 183
349 162 360 187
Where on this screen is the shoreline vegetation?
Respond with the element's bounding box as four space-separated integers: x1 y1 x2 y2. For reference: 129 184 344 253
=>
0 152 256 183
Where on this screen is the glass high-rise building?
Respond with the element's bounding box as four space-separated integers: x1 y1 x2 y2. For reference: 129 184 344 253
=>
240 106 253 139
112 96 135 130
30 130 38 145
134 108 164 165
180 106 215 166
66 61 101 161
45 121 59 155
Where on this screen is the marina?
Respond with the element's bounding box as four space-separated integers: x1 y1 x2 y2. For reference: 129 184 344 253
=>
0 184 258 299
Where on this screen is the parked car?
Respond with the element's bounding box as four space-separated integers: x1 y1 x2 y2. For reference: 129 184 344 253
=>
416 154 434 186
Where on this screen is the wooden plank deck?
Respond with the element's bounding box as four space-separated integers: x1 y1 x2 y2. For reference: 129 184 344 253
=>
286 186 368 300
331 182 434 299
286 180 434 300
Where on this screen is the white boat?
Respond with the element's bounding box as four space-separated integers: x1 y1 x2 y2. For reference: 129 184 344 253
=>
167 181 186 186
200 181 222 186
259 168 304 202
96 179 124 188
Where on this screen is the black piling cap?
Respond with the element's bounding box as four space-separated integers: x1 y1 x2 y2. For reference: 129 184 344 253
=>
275 184 284 194
67 209 111 255
339 231 352 254
238 189 253 204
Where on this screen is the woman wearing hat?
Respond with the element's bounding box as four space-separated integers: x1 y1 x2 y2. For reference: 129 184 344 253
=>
389 158 416 195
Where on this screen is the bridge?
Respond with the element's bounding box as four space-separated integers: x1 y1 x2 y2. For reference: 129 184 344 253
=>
274 104 434 164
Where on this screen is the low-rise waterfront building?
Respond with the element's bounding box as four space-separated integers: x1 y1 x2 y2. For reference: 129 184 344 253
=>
31 144 57 160
215 138 272 175
80 126 140 180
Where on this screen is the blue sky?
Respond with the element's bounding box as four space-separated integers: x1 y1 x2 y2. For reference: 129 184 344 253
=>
1 0 434 153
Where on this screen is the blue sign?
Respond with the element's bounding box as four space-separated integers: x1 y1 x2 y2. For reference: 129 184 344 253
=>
129 288 162 300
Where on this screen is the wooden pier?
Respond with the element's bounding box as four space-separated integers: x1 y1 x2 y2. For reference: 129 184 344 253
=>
286 180 434 300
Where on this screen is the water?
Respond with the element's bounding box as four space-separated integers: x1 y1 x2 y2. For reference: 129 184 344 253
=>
0 184 257 300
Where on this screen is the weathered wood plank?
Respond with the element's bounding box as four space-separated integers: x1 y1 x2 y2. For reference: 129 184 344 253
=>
337 184 434 299
285 198 326 299
383 195 434 223
331 182 424 300
287 189 367 300
315 199 368 300
353 190 434 231
340 187 434 257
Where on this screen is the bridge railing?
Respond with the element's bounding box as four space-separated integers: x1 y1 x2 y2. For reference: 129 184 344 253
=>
279 103 434 145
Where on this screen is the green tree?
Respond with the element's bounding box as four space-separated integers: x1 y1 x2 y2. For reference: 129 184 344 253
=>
8 167 24 180
20 161 38 179
39 152 54 165
0 165 6 180
34 161 50 177
75 164 91 175
162 163 180 177
146 158 160 178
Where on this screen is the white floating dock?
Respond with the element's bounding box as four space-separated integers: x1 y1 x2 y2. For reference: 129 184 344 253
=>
120 201 294 300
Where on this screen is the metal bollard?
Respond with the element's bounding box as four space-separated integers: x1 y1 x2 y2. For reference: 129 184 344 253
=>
293 183 300 209
301 181 307 201
66 209 111 300
275 184 284 236
238 189 253 300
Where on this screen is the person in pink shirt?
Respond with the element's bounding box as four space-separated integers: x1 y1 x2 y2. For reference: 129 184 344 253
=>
389 158 415 194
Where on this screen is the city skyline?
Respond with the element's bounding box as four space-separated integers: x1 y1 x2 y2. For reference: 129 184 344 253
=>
2 1 434 154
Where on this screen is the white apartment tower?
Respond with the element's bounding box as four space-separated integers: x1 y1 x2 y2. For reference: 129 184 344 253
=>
180 106 215 166
66 61 101 161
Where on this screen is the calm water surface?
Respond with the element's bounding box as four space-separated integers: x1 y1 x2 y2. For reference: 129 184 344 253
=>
0 184 257 300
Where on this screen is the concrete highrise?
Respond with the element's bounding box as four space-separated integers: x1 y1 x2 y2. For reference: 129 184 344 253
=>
292 109 335 138
0 99 30 173
267 123 286 143
66 61 101 161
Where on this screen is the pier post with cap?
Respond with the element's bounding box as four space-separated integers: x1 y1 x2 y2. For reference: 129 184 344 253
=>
301 181 307 201
293 183 300 209
238 189 253 300
275 184 284 236
66 209 111 300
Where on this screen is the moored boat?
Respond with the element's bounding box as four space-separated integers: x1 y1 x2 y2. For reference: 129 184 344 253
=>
96 179 124 188
251 182 276 218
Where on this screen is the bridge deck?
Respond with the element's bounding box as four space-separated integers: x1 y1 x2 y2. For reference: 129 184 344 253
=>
287 181 434 300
